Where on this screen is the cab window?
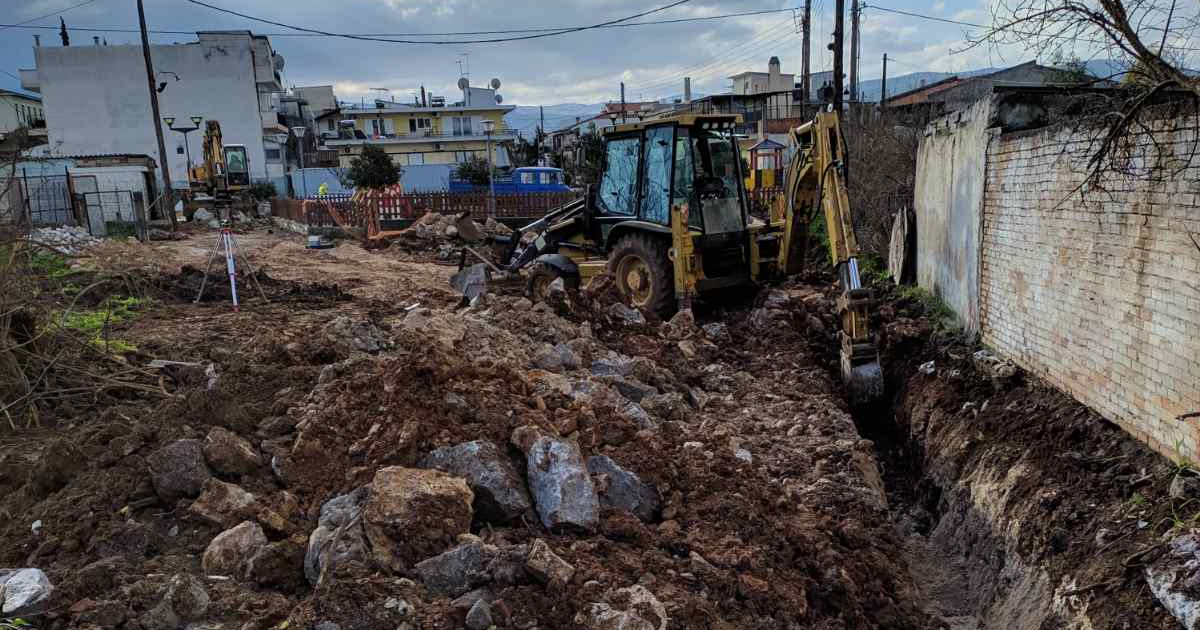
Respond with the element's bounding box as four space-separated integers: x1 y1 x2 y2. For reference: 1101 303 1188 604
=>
598 136 639 216
640 126 673 224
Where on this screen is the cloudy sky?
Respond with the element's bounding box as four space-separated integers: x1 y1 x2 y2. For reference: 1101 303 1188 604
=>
2 0 1196 107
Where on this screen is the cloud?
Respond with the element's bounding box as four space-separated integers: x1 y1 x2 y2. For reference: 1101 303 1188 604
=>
0 0 1070 105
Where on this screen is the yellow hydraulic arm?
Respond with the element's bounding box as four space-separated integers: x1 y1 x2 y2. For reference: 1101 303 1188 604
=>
778 111 883 404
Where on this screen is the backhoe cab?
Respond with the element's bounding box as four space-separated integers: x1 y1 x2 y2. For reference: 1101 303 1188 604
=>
497 112 883 404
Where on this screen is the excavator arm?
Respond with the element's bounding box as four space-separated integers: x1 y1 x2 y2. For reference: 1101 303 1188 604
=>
779 111 883 405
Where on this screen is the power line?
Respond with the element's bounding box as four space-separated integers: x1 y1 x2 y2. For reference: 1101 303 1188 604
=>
0 0 100 33
632 20 798 96
182 0 698 45
865 3 1200 52
0 6 803 38
0 69 21 80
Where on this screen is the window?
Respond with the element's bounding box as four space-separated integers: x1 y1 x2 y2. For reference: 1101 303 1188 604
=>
451 117 473 136
454 151 477 163
597 136 639 216
538 172 551 185
326 119 335 131
640 126 673 224
400 152 424 166
409 118 431 133
673 129 701 229
520 172 534 184
367 118 394 136
265 149 282 160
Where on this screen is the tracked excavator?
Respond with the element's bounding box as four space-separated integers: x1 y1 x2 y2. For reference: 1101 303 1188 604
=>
465 111 883 404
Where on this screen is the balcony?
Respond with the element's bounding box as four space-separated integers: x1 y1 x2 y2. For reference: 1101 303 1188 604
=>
324 124 516 147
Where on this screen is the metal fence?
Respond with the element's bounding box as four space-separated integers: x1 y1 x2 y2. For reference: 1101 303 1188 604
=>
80 190 145 238
274 190 580 228
19 169 74 226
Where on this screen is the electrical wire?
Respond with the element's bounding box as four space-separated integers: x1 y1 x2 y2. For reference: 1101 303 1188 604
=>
865 3 1200 52
182 0 697 45
632 20 799 96
0 6 804 37
635 30 800 98
0 0 100 33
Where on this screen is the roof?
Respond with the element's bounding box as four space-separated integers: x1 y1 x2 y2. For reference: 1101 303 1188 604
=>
606 113 742 135
0 88 41 102
338 103 515 115
747 137 785 151
883 75 963 106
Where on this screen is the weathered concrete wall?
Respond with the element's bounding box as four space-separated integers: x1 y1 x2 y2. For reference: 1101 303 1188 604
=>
913 98 994 333
978 116 1200 460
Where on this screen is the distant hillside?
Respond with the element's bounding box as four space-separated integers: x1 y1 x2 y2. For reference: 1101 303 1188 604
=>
505 103 604 136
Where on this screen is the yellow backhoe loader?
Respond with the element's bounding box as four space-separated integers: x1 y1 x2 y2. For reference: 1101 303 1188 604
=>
466 111 883 403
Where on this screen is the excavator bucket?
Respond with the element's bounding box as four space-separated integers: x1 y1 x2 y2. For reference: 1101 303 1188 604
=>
841 353 884 407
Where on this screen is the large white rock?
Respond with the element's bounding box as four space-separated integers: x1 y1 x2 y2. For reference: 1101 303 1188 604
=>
0 568 53 615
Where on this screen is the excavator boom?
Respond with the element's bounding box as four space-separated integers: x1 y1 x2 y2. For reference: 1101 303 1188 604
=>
779 111 884 405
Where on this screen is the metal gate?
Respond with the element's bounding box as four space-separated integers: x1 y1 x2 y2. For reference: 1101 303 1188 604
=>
19 169 74 226
80 190 145 238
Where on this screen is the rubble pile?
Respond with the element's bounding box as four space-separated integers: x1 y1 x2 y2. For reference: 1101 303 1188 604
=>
29 225 100 255
0 261 933 629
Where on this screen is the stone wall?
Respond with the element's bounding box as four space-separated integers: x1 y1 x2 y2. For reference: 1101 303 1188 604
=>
977 115 1200 460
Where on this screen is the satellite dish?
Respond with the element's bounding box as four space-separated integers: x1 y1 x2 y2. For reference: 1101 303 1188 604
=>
495 94 503 104
490 78 501 90
457 77 470 90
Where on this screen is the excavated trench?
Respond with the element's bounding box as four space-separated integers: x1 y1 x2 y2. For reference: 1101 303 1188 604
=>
850 375 1077 630
848 343 1180 630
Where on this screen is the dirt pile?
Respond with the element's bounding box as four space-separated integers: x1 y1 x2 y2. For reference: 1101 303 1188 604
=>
0 241 936 629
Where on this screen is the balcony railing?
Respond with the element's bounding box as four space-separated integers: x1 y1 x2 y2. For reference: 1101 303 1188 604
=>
326 124 516 144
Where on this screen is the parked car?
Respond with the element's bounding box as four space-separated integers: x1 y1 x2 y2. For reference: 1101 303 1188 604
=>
450 166 570 194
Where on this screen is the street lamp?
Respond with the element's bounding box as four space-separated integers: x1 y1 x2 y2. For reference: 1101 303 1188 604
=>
291 126 308 199
163 115 203 182
482 119 496 218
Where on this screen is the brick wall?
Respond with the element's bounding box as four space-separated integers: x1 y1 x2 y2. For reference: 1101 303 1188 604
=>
978 116 1200 460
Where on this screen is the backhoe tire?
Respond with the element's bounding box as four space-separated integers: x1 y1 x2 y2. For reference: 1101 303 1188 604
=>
526 263 578 302
607 234 675 318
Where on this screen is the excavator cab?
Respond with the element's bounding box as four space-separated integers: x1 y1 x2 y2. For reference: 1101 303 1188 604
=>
583 115 754 312
223 145 250 189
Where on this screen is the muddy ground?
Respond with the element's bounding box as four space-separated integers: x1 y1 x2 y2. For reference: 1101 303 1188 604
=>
1 222 1192 629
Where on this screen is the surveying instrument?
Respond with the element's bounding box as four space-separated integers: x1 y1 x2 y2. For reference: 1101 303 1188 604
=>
194 213 268 310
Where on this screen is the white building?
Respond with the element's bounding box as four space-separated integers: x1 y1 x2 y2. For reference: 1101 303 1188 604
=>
729 57 796 117
0 88 44 138
20 31 286 191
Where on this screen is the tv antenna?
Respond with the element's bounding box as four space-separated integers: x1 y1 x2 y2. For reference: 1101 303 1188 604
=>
457 52 470 78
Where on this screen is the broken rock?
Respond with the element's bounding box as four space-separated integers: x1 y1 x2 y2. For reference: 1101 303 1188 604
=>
660 309 697 340
419 440 532 523
362 467 474 571
577 585 668 630
201 521 267 577
466 598 494 630
526 436 600 532
413 538 496 596
587 456 660 522
608 303 645 325
189 479 258 528
202 426 262 476
146 439 212 502
0 568 52 615
139 573 208 630
526 539 575 586
305 488 370 586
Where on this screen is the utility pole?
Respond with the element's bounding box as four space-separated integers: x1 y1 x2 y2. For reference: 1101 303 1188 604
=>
620 82 627 123
138 0 176 231
538 105 544 166
881 53 888 106
832 0 844 112
849 0 860 102
801 0 811 106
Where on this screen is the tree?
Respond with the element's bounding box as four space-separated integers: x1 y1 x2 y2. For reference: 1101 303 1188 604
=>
453 157 491 187
972 0 1200 187
345 144 399 190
